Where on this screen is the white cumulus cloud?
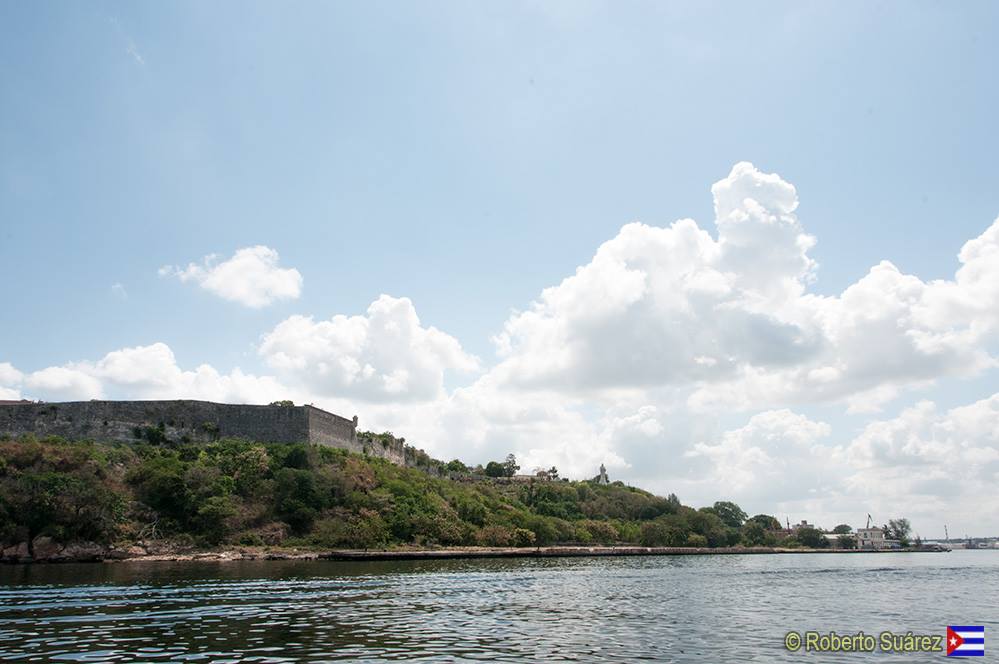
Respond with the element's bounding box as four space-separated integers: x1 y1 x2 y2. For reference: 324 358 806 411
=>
25 366 105 401
490 162 999 417
14 344 291 405
259 294 479 403
0 362 24 400
160 245 303 308
685 410 834 503
840 393 999 536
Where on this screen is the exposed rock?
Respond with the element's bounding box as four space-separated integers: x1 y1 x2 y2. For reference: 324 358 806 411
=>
31 536 62 560
58 543 109 562
2 542 29 562
258 522 289 545
144 540 191 555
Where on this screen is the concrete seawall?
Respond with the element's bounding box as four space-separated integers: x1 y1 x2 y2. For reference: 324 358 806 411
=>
319 546 939 561
1 543 941 564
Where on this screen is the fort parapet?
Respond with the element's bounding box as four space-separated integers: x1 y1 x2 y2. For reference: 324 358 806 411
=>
0 399 421 468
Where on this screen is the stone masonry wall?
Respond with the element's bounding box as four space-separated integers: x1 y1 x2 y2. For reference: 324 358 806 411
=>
0 400 314 445
305 406 359 450
0 400 432 468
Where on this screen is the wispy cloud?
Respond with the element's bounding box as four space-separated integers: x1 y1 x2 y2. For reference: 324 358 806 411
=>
108 16 145 66
125 40 145 66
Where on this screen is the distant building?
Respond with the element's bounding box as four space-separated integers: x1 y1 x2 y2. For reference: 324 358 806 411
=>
791 520 814 531
856 527 883 549
856 527 897 550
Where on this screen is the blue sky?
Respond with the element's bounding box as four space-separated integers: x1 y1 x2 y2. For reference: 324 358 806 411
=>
2 1 999 536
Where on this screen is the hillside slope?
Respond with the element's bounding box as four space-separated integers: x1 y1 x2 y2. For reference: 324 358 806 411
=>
0 436 794 558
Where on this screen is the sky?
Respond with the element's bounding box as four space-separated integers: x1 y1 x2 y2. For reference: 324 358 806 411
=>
2 1 998 539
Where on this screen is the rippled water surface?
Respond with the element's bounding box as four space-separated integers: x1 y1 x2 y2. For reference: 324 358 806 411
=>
1 551 996 662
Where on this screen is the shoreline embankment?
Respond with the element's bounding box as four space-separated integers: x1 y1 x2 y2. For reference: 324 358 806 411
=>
0 542 947 564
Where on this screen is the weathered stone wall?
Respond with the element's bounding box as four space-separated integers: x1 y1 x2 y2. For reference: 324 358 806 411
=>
0 400 314 445
0 400 433 469
305 406 361 450
357 432 408 466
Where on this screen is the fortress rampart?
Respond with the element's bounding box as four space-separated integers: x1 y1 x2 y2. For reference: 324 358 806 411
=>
0 400 426 469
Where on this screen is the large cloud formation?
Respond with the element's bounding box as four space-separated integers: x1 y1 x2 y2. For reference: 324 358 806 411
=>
6 343 288 404
258 294 479 402
5 163 999 535
842 393 999 528
492 163 998 416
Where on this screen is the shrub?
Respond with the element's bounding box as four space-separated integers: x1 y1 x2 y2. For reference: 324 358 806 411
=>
195 495 238 545
312 509 389 549
513 528 537 547
475 525 515 546
686 533 708 547
640 521 686 547
579 520 618 544
126 456 192 524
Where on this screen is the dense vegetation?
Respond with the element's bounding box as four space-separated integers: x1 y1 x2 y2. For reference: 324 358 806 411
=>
0 436 894 556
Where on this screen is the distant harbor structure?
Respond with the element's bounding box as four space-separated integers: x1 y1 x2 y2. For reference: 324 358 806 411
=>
0 399 429 468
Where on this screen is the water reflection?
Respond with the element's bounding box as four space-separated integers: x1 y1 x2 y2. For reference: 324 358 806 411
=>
0 552 996 662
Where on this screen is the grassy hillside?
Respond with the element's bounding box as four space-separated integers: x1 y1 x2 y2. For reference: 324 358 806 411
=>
0 436 804 556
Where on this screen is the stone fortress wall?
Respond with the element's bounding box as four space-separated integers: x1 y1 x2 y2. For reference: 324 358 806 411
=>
0 400 420 468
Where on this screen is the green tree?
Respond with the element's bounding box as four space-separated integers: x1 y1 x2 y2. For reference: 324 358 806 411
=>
832 523 853 534
5 472 68 557
274 467 324 534
711 501 748 529
794 526 828 548
194 495 238 545
502 454 520 478
887 518 911 546
640 518 687 547
126 456 193 526
484 461 506 478
741 521 768 546
690 509 730 547
2 466 125 558
747 514 782 531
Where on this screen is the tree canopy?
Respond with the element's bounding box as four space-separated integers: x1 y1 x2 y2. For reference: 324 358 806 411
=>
0 436 910 558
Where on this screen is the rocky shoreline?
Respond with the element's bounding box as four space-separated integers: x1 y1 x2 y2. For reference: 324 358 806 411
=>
1 539 942 564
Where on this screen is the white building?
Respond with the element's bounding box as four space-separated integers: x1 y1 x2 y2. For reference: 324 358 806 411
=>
856 527 886 550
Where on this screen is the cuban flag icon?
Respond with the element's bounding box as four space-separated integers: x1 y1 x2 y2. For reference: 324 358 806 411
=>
947 626 985 657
